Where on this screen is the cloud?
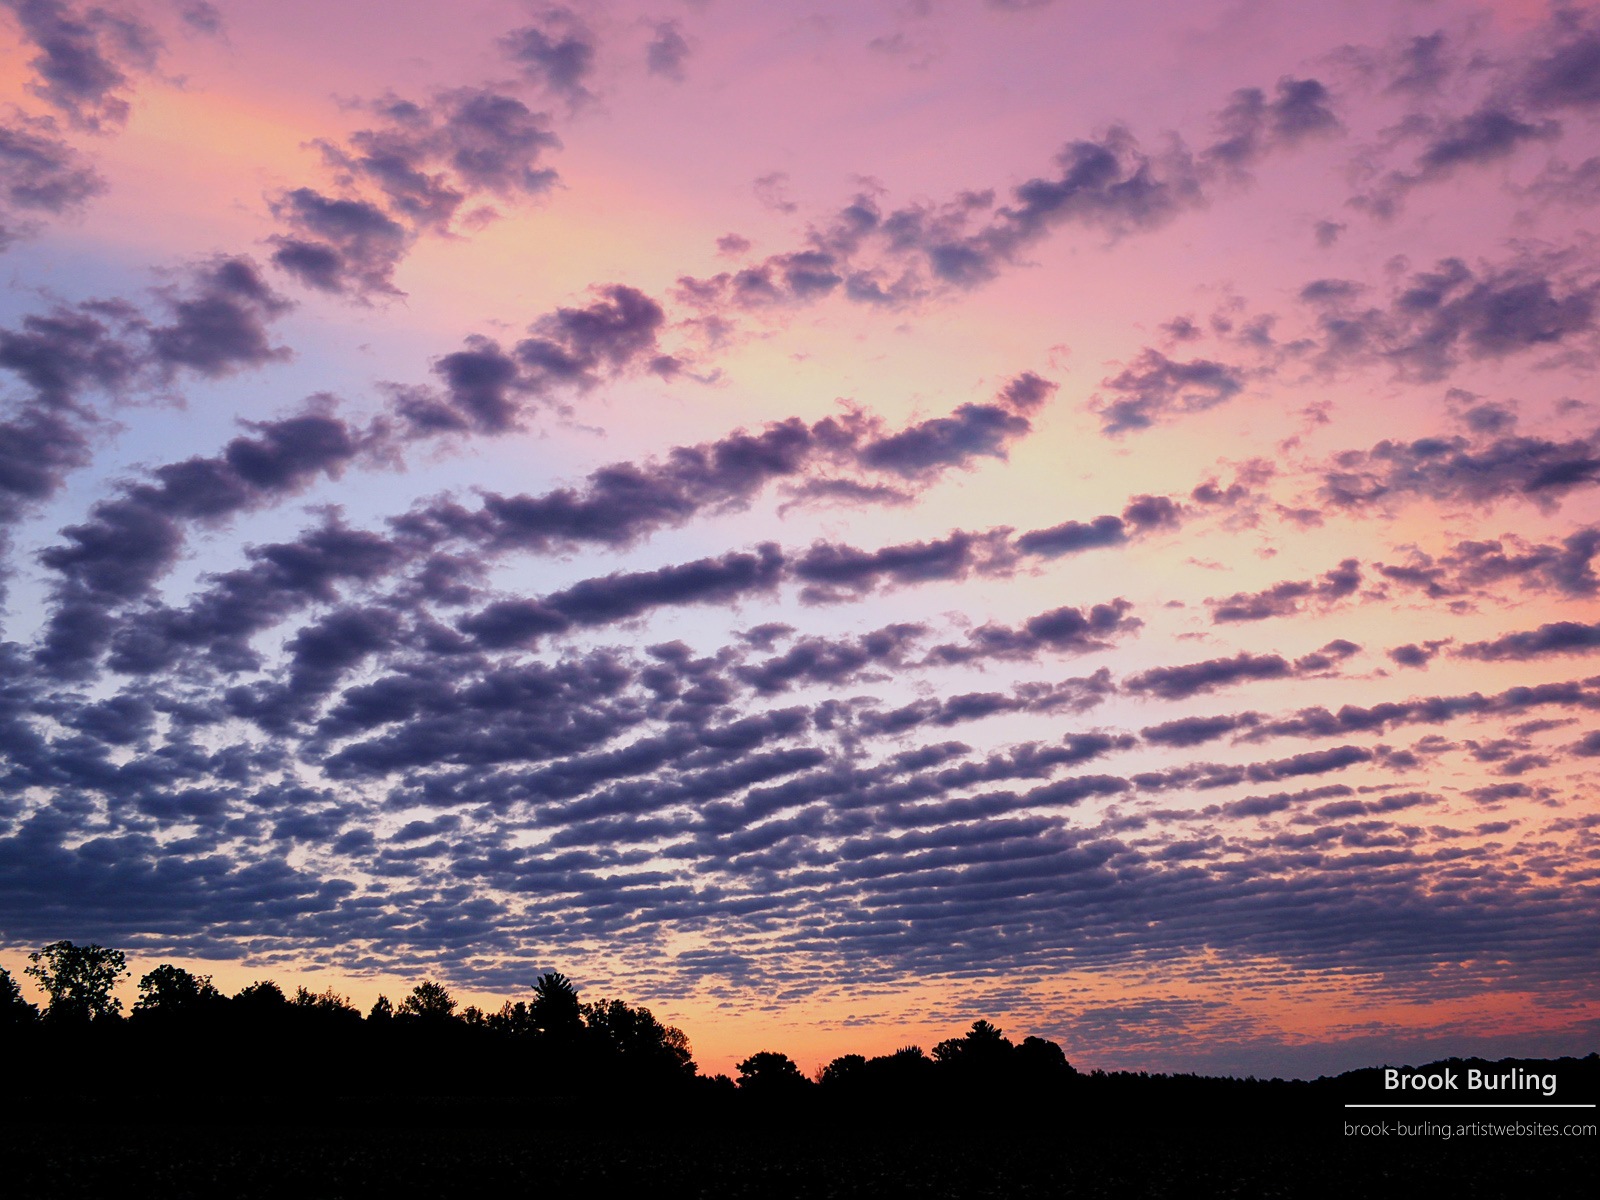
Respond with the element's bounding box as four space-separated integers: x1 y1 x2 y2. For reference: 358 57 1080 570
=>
34 404 372 676
1014 514 1125 557
1141 678 1600 749
270 188 411 297
1456 620 1600 662
1520 13 1600 113
521 285 672 389
677 251 847 309
675 127 1209 313
458 545 785 649
1124 651 1295 701
915 128 1204 286
859 403 1027 476
450 417 821 541
0 111 105 247
734 623 924 696
851 672 1115 737
176 1 221 36
1 255 286 399
0 301 141 408
794 529 1012 603
0 806 358 945
1203 77 1342 175
1354 108 1561 218
0 405 94 530
1377 527 1600 599
1386 32 1452 95
1015 494 1180 559
265 66 567 301
397 285 669 430
1141 712 1262 748
3 480 1593 1013
1414 108 1560 175
645 20 690 82
1092 349 1248 435
500 7 598 109
321 89 560 234
855 692 1048 738
68 374 1070 686
1321 429 1600 511
319 652 705 782
922 600 1139 666
1208 559 1361 623
147 257 293 376
1301 258 1599 381
1387 642 1440 669
2 0 162 130
857 371 1055 476
227 605 403 734
0 258 291 545
109 516 406 676
665 65 1344 331
1134 743 1373 792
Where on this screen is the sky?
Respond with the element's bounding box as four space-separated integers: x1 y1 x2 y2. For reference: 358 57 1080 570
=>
0 0 1598 1081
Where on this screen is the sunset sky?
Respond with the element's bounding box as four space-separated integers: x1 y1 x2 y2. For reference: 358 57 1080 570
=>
1 0 1598 1079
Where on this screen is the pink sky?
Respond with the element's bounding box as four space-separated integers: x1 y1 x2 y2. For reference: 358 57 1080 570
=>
0 0 1597 1079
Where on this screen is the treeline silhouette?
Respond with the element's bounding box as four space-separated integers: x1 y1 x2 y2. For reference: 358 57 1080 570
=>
3 942 703 1111
3 941 1594 1132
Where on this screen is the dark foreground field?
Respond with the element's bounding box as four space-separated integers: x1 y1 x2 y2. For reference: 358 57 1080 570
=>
5 1108 1594 1199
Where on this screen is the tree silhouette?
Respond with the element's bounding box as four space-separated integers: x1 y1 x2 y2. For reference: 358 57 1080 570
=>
0 948 1386 1136
933 1019 1016 1074
1017 1035 1076 1078
736 1050 811 1096
294 986 355 1010
233 979 290 1015
25 941 128 1023
819 1053 868 1089
530 971 582 1041
490 999 535 1037
818 1045 936 1111
292 986 362 1031
397 980 457 1022
133 964 223 1016
1 966 38 1025
582 997 695 1078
